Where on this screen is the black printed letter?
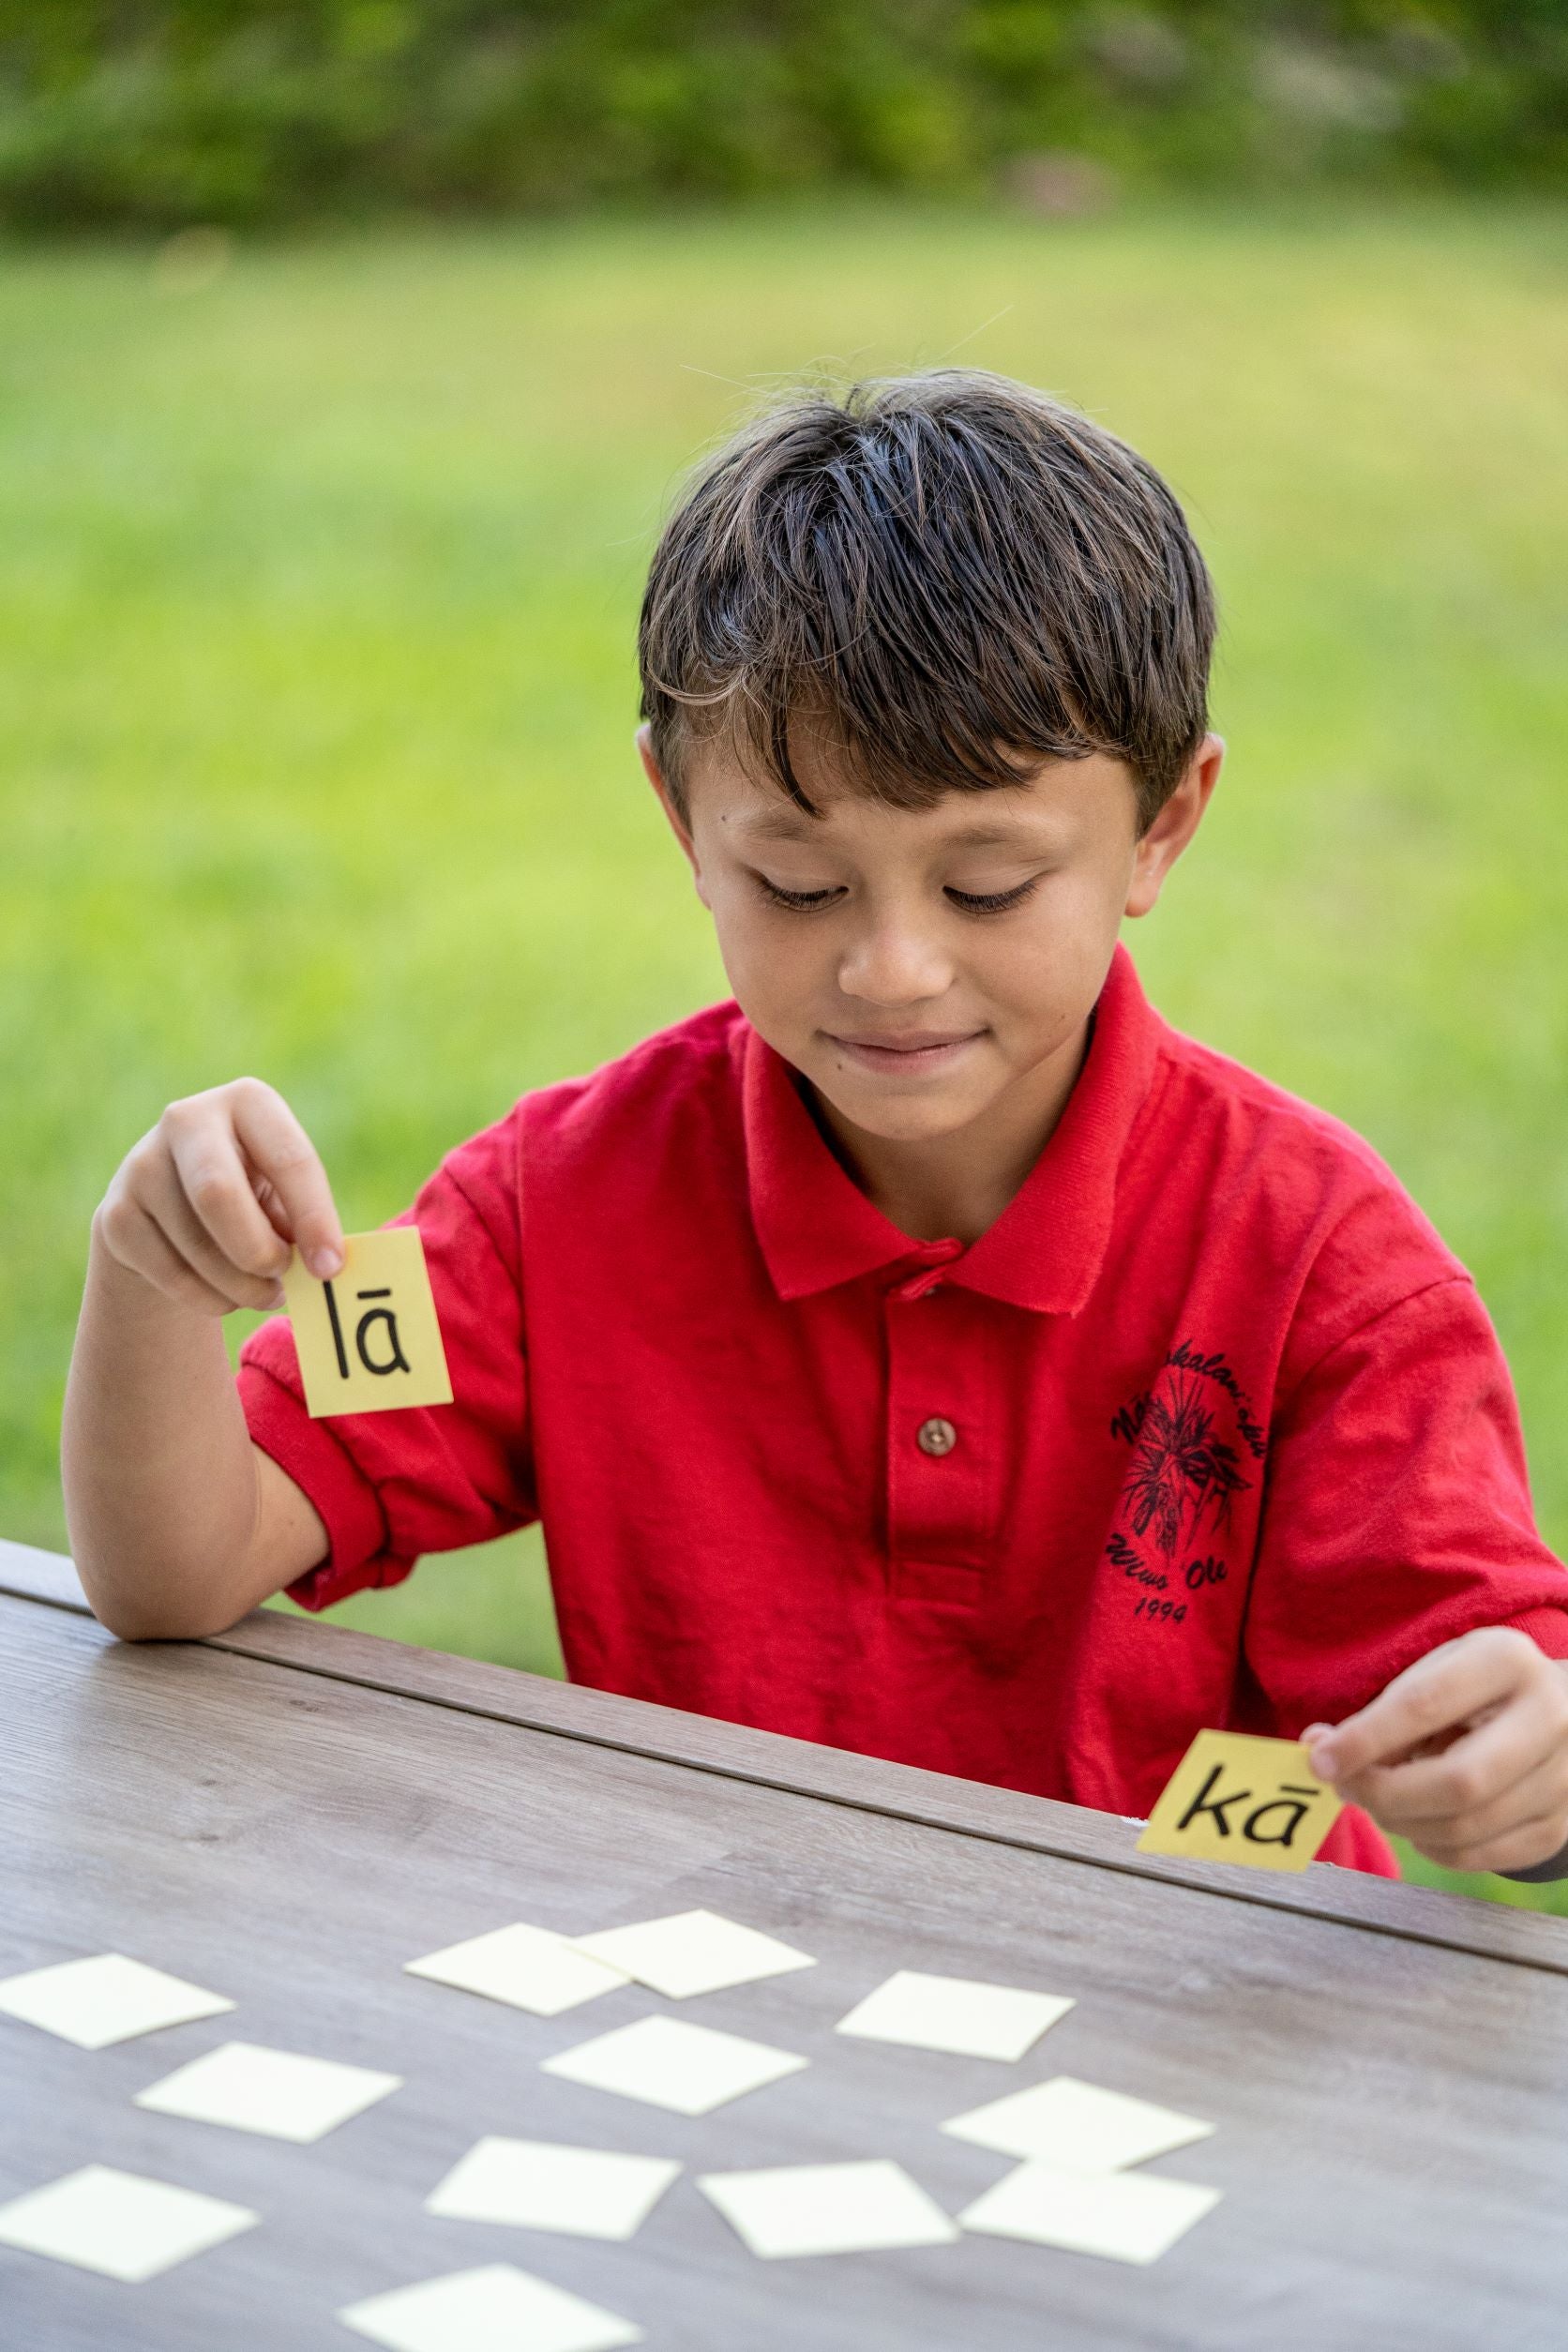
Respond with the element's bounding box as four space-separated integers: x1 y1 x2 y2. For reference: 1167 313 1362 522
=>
323 1280 350 1380
354 1288 410 1378
1175 1764 1251 1838
1242 1786 1319 1848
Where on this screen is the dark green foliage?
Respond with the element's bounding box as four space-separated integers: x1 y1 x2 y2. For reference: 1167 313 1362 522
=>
0 4 1562 226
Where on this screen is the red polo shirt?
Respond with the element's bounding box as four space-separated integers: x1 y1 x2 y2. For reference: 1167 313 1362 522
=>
239 944 1568 1876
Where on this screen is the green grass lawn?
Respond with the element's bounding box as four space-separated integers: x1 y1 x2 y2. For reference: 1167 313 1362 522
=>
4 196 1566 1912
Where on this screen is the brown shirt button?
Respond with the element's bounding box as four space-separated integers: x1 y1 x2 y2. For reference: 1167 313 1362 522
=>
916 1416 957 1457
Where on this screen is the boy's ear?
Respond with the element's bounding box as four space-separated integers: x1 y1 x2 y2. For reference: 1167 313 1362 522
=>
635 721 677 826
637 724 707 900
1124 733 1224 920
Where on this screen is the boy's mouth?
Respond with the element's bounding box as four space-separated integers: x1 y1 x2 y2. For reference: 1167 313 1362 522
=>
823 1029 986 1077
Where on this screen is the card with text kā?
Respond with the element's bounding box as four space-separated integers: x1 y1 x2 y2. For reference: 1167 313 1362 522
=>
1137 1730 1342 1872
282 1227 452 1418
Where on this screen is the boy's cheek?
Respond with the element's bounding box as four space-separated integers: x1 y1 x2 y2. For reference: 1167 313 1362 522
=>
708 912 819 1036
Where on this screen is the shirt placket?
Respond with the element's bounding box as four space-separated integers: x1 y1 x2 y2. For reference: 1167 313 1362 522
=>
884 1244 994 1606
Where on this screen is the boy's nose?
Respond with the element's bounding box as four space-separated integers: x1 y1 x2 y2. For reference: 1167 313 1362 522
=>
836 925 954 1006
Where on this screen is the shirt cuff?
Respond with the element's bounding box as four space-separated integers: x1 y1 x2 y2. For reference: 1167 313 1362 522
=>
238 1359 404 1611
1500 1606 1568 1661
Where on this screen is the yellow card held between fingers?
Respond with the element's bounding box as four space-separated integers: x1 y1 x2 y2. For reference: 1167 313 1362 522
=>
1137 1730 1342 1873
283 1228 452 1418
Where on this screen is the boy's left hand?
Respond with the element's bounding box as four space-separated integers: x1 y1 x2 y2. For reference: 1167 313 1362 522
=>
1304 1628 1568 1875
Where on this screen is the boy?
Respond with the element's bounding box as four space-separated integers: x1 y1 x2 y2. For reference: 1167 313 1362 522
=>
64 370 1568 1883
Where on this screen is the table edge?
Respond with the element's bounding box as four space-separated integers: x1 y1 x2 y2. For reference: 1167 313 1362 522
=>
6 1535 1566 1979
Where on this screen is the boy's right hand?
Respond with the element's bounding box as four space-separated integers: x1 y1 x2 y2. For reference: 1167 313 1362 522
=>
94 1078 344 1318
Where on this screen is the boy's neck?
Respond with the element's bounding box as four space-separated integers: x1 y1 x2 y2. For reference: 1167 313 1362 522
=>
806 1016 1093 1247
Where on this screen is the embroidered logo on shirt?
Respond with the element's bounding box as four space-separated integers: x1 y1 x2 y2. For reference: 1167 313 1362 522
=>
1105 1342 1266 1627
1113 1374 1249 1557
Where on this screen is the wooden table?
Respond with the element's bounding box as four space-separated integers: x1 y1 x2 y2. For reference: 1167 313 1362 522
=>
4 1533 1567 2351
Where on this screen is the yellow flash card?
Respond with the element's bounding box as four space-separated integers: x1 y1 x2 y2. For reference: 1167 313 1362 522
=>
1137 1730 1342 1873
281 1228 452 1418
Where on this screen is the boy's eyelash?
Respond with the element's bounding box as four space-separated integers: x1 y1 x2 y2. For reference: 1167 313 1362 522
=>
947 881 1039 914
755 878 1041 915
757 880 841 911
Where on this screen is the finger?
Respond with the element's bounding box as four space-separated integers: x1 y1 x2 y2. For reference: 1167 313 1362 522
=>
248 1163 297 1245
163 1105 296 1281
137 1157 290 1313
101 1202 248 1319
1337 1675 1568 1828
1361 1746 1568 1853
1412 1812 1568 1878
1305 1630 1537 1784
1309 1631 1530 1784
226 1080 343 1277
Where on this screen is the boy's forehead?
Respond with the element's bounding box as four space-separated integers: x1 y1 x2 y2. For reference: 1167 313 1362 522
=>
691 742 1136 844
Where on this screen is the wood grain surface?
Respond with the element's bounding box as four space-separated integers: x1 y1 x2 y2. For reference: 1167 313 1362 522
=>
4 1568 1568 2350
4 1537 1566 1980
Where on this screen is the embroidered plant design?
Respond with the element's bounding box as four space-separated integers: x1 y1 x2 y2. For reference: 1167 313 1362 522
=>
1123 1377 1250 1557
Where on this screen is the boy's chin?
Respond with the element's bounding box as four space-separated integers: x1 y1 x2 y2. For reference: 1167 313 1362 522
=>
807 1073 1003 1148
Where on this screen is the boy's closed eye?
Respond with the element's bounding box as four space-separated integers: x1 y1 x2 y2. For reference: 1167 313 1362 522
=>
750 870 1048 916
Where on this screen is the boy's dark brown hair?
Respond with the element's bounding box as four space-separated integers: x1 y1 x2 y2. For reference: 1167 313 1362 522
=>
639 369 1215 834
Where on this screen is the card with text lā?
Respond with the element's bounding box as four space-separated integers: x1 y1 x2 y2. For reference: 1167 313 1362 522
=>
1137 1729 1342 1872
282 1227 452 1418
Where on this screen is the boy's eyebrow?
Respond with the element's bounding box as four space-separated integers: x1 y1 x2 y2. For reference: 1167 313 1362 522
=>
932 823 1052 850
732 810 822 842
733 811 1053 850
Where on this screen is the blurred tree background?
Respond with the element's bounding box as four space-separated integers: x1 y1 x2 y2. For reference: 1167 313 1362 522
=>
0 3 1563 228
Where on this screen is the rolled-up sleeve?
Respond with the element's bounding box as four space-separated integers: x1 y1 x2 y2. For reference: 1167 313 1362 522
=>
238 1111 535 1612
1245 1274 1568 1726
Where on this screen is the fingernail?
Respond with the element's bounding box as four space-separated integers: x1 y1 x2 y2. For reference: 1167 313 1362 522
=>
308 1246 342 1279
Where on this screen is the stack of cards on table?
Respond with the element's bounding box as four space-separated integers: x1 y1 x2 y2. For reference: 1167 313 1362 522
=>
0 1907 1225 2340
942 2074 1222 2265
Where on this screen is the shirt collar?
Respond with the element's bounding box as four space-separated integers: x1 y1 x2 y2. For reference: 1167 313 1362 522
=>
743 942 1161 1316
